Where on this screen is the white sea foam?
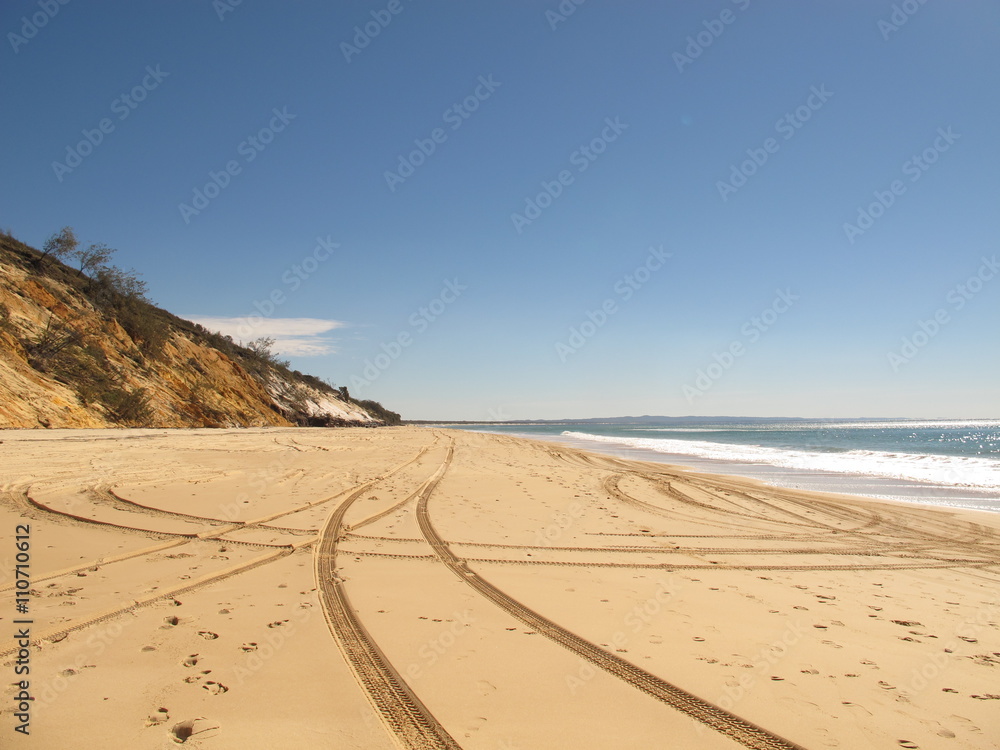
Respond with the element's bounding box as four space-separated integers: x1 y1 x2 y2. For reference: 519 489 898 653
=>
560 431 1000 490
638 419 1000 432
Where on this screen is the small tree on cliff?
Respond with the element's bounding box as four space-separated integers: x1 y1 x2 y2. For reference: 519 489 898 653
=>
76 242 116 278
39 226 78 264
247 337 290 369
91 264 149 302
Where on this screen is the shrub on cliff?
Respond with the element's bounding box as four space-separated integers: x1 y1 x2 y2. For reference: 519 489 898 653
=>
352 399 401 425
87 265 168 358
246 337 290 369
24 315 82 372
102 386 153 425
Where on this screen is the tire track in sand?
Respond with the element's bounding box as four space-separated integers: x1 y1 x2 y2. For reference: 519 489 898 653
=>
315 441 461 750
415 446 807 750
0 441 440 664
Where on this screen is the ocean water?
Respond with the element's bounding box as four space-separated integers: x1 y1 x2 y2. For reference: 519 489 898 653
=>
453 420 1000 514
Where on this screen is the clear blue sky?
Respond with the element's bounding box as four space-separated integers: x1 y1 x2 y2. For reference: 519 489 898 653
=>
2 1 998 420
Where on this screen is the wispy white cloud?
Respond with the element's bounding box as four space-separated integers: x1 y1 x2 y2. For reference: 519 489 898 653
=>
269 337 338 356
183 316 347 357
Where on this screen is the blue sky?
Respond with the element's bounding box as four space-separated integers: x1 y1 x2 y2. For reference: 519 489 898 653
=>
2 1 998 420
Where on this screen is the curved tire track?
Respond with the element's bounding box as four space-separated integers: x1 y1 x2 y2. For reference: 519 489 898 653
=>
0 442 439 592
1 547 293 662
416 447 807 750
2 442 441 666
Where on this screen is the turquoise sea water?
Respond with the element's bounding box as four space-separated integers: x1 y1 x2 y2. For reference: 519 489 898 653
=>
451 420 1000 513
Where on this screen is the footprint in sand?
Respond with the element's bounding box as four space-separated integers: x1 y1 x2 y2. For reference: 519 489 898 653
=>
202 681 228 695
476 681 497 695
463 716 488 736
240 643 258 652
266 620 289 628
163 616 180 627
170 717 220 743
145 707 169 727
897 741 918 749
198 631 219 640
182 655 199 668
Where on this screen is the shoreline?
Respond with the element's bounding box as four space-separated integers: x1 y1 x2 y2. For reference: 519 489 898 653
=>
2 426 998 748
449 424 1000 515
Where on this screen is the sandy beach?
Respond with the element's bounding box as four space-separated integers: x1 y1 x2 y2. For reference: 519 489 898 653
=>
1 426 998 749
